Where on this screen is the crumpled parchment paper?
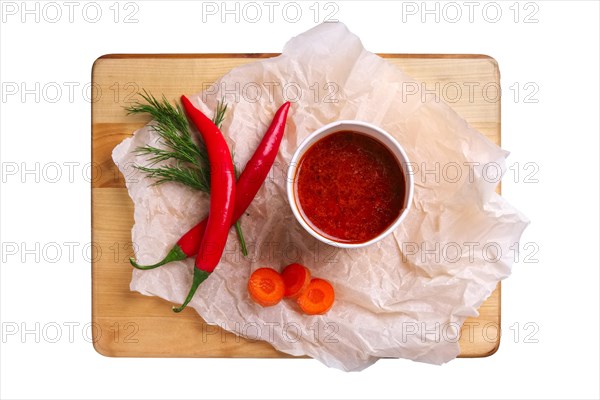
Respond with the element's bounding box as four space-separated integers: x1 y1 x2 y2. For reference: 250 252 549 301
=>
113 22 529 371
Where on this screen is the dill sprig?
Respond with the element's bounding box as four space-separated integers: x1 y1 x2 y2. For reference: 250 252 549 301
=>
126 90 210 192
213 99 228 129
133 164 209 191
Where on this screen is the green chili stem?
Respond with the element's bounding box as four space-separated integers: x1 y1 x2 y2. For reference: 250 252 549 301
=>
129 246 188 270
235 220 248 257
172 268 210 313
232 153 248 257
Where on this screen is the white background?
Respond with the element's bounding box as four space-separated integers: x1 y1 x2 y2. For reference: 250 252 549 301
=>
0 1 598 399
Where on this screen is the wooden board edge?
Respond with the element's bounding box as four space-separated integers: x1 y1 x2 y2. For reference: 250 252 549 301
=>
90 189 104 355
89 52 501 89
92 52 498 61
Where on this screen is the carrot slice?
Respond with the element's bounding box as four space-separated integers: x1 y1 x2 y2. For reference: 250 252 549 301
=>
296 278 335 315
282 263 311 299
248 267 285 307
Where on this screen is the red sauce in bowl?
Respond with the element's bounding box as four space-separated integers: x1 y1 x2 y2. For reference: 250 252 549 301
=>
295 131 406 244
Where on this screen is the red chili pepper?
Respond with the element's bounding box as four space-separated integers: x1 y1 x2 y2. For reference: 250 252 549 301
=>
172 95 236 313
129 101 291 270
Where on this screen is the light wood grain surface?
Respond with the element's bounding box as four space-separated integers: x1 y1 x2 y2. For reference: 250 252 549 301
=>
92 54 501 358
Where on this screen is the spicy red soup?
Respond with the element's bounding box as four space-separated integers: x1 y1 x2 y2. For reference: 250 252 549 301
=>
295 131 406 244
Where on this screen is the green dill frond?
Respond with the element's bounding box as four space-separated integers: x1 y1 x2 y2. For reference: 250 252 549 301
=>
135 163 209 192
127 90 210 192
213 98 228 129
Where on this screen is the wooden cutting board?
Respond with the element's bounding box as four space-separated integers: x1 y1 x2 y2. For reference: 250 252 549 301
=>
92 54 501 358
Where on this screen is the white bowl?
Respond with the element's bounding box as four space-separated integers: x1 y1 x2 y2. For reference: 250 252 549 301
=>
286 120 414 249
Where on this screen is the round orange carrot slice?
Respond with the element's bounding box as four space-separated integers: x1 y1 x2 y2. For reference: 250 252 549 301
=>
296 278 335 315
248 267 285 307
281 263 311 299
